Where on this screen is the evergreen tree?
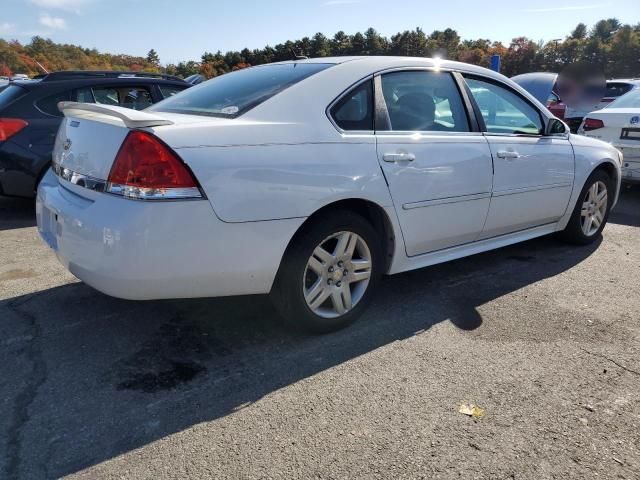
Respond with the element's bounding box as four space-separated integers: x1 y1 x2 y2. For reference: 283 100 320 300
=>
146 49 159 65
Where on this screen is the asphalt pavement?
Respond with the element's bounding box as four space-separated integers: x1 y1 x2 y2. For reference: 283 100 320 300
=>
1 187 639 479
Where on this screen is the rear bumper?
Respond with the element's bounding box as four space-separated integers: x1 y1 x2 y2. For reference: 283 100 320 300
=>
36 170 304 300
614 145 640 183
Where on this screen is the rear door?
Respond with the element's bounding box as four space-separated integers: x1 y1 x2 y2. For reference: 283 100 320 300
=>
374 69 494 256
463 75 574 238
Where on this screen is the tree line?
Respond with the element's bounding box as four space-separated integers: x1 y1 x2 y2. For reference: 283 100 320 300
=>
1 18 638 80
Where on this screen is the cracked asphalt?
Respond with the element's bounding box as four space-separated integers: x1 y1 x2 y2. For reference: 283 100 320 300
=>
1 187 639 480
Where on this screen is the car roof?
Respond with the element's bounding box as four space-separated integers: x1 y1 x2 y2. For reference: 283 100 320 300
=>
272 56 506 81
11 75 188 92
242 55 551 124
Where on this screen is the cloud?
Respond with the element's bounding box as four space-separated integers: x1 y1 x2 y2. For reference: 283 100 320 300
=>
39 14 66 29
523 4 607 12
30 0 89 13
0 22 16 34
322 0 363 5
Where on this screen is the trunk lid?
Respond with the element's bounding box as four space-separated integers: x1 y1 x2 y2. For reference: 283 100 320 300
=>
54 102 239 180
511 72 558 105
54 102 177 180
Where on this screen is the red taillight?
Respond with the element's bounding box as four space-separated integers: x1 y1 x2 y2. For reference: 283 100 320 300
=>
107 130 202 200
583 118 604 131
0 118 28 141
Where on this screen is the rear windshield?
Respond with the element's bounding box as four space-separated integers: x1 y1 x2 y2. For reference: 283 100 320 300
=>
605 83 633 98
606 89 640 109
148 63 332 118
0 85 27 110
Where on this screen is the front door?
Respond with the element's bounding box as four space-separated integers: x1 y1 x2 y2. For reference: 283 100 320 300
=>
463 76 574 238
375 70 494 256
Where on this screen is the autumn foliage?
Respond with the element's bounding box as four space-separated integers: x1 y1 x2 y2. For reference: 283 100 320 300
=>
1 19 638 80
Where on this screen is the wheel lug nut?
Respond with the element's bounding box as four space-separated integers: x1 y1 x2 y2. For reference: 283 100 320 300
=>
338 261 344 268
328 266 334 273
327 279 333 285
343 270 348 276
336 281 342 287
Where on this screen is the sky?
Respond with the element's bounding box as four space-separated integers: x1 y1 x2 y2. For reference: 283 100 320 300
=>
2 0 639 64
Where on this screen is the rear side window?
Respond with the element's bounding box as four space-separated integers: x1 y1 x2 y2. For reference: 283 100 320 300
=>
121 88 153 110
605 83 632 98
0 85 28 111
330 80 373 131
379 71 469 132
149 63 332 118
35 90 71 117
75 86 153 110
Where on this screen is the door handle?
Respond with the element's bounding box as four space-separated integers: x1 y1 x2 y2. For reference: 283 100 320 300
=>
383 152 416 162
496 150 522 160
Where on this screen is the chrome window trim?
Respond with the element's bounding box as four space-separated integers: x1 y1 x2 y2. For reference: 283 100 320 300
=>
326 64 554 137
374 130 486 138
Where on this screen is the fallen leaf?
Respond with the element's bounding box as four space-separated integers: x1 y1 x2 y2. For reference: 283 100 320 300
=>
459 403 485 419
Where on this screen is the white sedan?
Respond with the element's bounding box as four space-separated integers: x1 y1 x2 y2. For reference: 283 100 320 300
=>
578 88 640 184
37 57 622 332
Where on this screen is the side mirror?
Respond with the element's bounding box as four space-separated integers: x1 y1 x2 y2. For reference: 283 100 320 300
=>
546 118 568 136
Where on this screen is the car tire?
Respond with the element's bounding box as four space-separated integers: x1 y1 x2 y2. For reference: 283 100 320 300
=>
558 169 613 245
270 210 383 334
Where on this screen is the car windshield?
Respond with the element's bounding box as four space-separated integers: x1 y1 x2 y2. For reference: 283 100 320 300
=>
606 89 640 109
149 63 333 118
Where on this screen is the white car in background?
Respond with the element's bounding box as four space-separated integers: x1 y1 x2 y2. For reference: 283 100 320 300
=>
37 57 621 333
565 79 640 132
579 88 640 184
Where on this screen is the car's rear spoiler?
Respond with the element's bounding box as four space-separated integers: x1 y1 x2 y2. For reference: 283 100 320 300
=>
58 101 174 128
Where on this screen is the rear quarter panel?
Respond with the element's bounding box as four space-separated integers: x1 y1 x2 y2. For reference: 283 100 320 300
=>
173 128 392 222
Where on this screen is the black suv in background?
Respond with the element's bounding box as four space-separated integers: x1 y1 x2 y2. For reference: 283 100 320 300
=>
0 71 190 198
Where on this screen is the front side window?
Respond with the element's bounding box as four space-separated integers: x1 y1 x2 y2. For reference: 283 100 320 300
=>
379 70 469 132
149 63 332 118
465 77 543 135
330 80 373 131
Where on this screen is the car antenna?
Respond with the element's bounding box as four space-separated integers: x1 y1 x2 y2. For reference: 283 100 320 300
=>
34 59 49 74
290 48 308 61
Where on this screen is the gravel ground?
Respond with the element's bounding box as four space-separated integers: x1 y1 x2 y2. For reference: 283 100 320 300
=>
1 187 639 480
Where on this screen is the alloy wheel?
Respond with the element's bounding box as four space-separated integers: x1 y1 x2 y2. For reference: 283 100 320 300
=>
303 231 372 318
580 180 608 237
